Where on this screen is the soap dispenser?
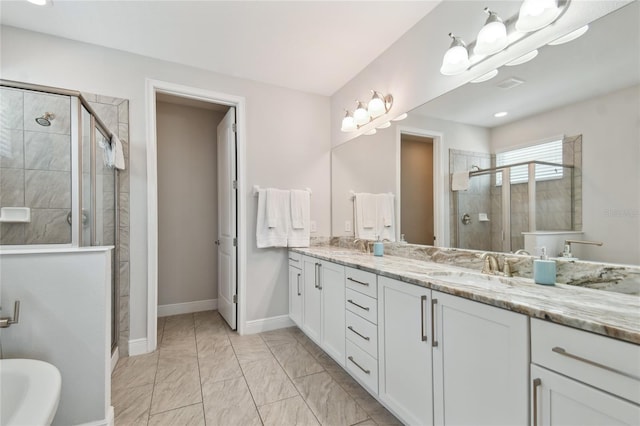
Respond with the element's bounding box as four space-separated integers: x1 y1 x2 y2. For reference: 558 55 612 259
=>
533 247 556 286
373 235 384 257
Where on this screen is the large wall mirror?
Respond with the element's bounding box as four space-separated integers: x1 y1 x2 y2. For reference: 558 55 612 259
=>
331 1 639 266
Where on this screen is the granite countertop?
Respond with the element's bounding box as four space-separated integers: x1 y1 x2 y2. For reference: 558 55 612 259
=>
291 246 640 345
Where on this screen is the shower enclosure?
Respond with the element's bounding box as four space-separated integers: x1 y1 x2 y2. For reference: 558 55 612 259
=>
455 160 576 253
0 80 120 352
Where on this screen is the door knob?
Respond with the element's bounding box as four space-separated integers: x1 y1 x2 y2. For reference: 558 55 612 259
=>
214 240 220 245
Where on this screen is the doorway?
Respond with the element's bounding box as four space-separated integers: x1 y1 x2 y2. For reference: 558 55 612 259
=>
146 79 246 354
400 134 435 245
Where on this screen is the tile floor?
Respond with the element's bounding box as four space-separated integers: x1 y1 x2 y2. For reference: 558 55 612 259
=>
111 311 402 426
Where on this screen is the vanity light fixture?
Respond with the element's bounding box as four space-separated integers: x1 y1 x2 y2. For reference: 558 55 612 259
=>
475 8 508 56
364 128 377 136
516 0 561 33
368 91 393 118
440 33 470 75
341 110 357 132
340 91 394 132
494 111 508 118
377 122 391 129
548 25 589 45
353 101 370 126
505 49 538 66
391 113 408 121
471 69 499 83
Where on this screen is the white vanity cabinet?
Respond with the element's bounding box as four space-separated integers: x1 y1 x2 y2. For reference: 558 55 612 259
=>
378 276 434 426
432 291 529 426
530 319 640 426
301 255 346 366
288 252 303 327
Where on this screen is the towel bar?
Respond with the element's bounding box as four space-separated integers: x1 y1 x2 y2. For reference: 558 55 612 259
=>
253 185 312 196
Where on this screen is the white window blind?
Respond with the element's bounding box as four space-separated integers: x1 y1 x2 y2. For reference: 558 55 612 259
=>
496 139 563 185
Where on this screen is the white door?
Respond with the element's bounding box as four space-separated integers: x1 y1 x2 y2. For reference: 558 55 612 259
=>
217 107 237 330
288 263 303 327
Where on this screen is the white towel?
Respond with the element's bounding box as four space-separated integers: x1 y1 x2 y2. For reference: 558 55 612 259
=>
354 193 377 240
111 134 126 170
288 190 311 247
266 188 286 228
256 189 289 248
452 171 469 191
376 193 396 242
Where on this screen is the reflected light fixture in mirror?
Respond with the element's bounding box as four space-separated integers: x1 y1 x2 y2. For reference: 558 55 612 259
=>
475 8 508 56
341 110 357 132
505 49 539 66
548 25 589 45
340 91 394 132
516 0 561 32
353 101 370 126
392 113 408 121
440 33 470 75
471 69 499 83
377 121 391 129
368 91 386 118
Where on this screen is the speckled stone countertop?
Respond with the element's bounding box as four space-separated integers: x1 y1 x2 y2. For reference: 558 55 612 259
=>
291 246 640 345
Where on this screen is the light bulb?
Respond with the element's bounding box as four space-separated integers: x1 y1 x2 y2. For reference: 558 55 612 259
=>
516 0 560 32
353 101 370 126
341 110 357 132
440 34 470 75
475 9 508 56
368 91 386 118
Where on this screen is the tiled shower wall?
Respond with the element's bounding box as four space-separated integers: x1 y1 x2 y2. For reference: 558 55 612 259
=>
83 92 131 357
0 88 73 244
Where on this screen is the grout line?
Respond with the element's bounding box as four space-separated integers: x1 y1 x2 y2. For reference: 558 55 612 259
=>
147 402 204 420
191 313 208 426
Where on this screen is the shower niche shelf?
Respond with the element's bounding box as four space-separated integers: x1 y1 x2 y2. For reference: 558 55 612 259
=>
0 207 31 223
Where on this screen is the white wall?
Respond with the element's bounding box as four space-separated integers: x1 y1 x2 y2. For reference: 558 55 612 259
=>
0 248 111 426
330 1 628 147
157 101 224 306
331 112 490 247
0 26 331 341
490 85 640 265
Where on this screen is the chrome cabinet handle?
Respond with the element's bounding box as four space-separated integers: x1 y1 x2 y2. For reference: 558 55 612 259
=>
552 347 640 380
532 378 542 426
289 257 299 262
348 326 370 341
317 263 322 290
314 263 319 289
420 295 427 342
347 277 369 287
348 356 370 375
297 273 301 296
347 299 370 311
431 298 438 347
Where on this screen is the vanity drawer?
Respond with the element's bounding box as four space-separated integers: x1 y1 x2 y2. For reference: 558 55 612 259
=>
345 266 377 298
531 319 640 404
346 310 378 358
346 288 378 324
346 340 378 394
288 251 302 266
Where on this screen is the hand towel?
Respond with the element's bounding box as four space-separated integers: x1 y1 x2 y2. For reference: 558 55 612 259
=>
452 171 469 191
288 190 311 247
256 189 289 248
376 193 396 242
111 134 126 170
267 188 289 228
354 193 377 240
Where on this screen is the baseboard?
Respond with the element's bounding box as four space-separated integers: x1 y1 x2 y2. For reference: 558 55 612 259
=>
76 406 114 426
128 338 149 356
110 347 119 373
244 314 294 334
158 298 218 317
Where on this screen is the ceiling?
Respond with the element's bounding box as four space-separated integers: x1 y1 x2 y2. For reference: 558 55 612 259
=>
0 0 441 96
413 1 640 128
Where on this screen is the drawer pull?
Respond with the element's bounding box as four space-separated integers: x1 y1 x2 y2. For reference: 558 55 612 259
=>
431 298 438 347
348 356 370 375
296 273 301 296
532 378 541 426
420 295 427 342
289 257 299 262
347 299 370 311
348 326 370 341
552 347 640 380
347 277 370 287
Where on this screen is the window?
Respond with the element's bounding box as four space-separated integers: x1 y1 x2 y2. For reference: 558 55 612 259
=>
496 139 563 185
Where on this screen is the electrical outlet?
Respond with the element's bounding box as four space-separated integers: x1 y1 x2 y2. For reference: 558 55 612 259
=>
345 220 352 232
310 220 317 232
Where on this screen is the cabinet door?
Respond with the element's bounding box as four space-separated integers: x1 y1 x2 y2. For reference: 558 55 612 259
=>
378 276 433 426
302 256 321 344
288 264 303 327
432 291 529 426
320 260 346 366
531 365 640 426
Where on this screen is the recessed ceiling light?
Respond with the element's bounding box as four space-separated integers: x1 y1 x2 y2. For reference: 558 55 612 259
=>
505 50 538 66
471 69 499 83
377 122 391 129
548 25 589 46
391 113 407 121
27 0 52 5
364 128 377 136
494 111 508 118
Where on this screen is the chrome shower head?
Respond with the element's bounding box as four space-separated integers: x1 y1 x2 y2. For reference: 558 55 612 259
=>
35 112 55 126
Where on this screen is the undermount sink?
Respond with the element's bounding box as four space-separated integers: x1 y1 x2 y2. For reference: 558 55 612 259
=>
0 359 62 426
427 271 512 286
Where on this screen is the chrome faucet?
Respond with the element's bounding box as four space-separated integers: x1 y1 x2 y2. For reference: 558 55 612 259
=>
562 239 603 258
514 249 530 256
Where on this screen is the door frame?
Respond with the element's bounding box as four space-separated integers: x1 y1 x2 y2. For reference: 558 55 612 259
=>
395 126 446 247
145 79 247 353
